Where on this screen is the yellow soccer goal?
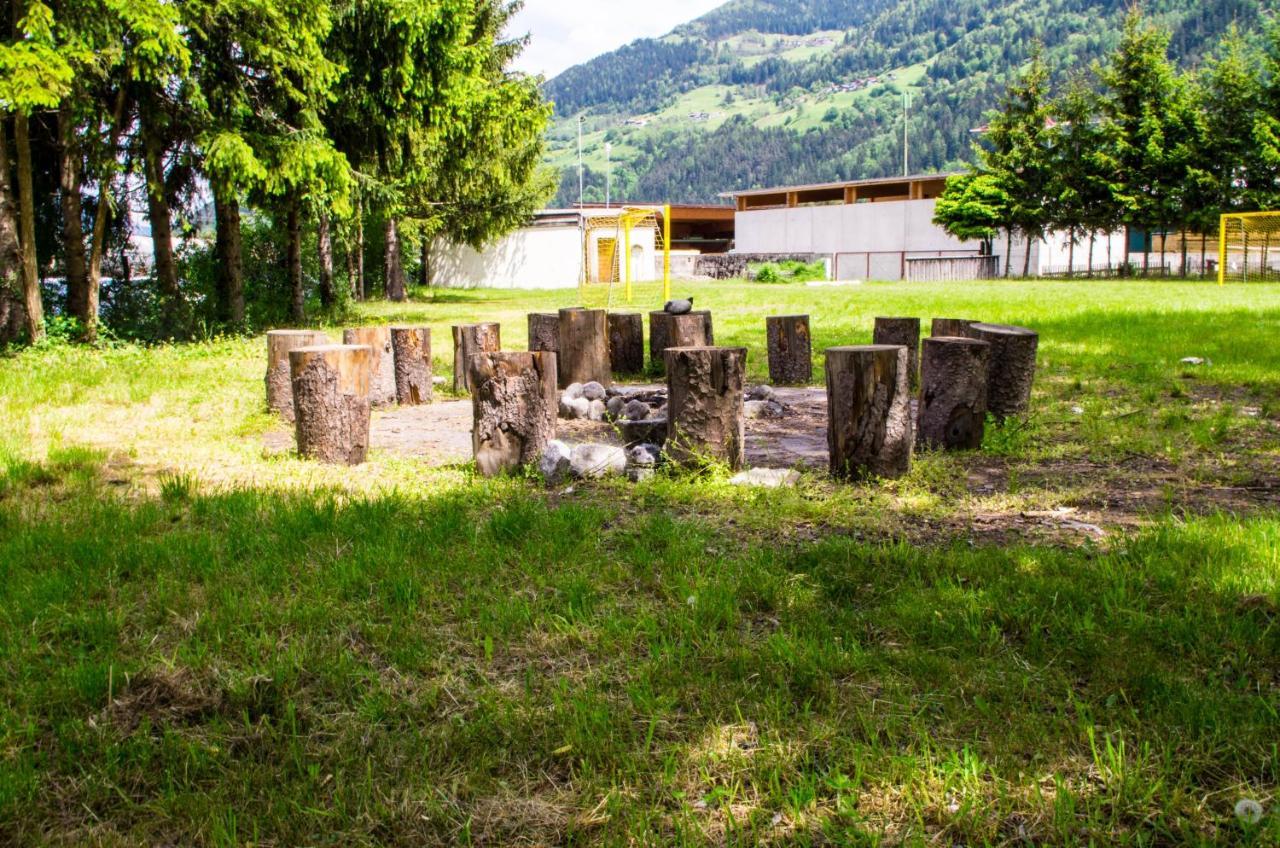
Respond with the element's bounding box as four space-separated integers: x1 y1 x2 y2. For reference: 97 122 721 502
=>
581 205 672 303
1219 211 1280 283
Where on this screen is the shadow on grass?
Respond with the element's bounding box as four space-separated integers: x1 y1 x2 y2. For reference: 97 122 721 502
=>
0 451 1277 845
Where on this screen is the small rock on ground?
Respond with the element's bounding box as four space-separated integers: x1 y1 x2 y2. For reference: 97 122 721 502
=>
563 382 585 400
570 444 628 479
539 440 572 483
587 399 607 422
744 400 786 420
581 381 607 401
747 385 777 402
559 396 591 419
624 399 652 421
728 468 801 488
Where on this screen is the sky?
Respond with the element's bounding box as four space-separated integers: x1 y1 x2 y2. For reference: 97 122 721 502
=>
508 0 726 79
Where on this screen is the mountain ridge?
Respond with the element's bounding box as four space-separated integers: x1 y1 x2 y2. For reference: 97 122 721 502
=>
540 0 1266 206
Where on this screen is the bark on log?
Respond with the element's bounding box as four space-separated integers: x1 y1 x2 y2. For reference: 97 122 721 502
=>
968 323 1039 420
608 312 645 374
665 346 747 470
452 323 501 393
825 345 913 480
649 312 710 375
469 351 558 476
558 308 611 388
528 312 560 354
390 326 432 405
290 344 372 465
766 315 812 384
918 337 991 450
873 317 921 390
266 330 330 420
931 318 977 338
343 327 396 406
695 310 715 345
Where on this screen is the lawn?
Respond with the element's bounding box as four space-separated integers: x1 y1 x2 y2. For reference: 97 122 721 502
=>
1 279 1278 845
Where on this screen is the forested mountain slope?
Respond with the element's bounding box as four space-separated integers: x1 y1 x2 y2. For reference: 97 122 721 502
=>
541 0 1266 205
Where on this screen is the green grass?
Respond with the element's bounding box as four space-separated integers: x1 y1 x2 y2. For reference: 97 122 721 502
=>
1 279 1278 845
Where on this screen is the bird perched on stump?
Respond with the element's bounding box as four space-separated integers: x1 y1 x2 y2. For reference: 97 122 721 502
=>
664 297 694 315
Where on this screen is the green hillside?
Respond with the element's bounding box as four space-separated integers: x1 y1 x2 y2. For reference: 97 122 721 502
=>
541 0 1268 205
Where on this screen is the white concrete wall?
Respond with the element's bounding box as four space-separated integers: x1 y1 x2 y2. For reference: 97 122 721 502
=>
736 199 984 257
432 226 583 290
1037 229 1129 274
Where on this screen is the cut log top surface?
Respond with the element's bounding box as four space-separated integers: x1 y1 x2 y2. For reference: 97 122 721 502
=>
289 344 372 395
827 344 907 353
926 336 990 345
769 314 811 321
969 322 1037 336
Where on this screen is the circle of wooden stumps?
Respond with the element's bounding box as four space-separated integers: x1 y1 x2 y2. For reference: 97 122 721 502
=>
527 312 560 355
389 326 432 406
607 312 645 375
766 315 812 385
289 344 372 465
968 323 1039 420
266 330 329 420
649 311 712 375
469 350 558 477
665 345 747 470
873 317 920 390
558 308 611 388
825 345 914 479
918 336 991 450
343 327 396 406
452 322 501 394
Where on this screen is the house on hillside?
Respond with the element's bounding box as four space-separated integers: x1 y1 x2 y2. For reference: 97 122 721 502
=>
723 174 1128 280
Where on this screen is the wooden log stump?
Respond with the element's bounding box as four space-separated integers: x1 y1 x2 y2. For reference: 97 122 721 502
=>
452 322 501 394
969 323 1039 420
390 326 432 405
528 313 560 354
558 308 611 388
766 315 812 384
266 330 330 420
873 317 921 389
289 344 372 465
343 327 395 405
931 318 977 338
665 346 747 470
918 337 991 450
469 350 558 476
825 345 913 480
695 310 715 345
649 311 710 375
608 313 645 375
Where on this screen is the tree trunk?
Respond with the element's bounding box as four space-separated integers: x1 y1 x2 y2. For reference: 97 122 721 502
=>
528 312 560 354
344 240 356 299
342 326 396 406
968 322 1039 421
266 329 330 419
766 314 812 385
317 211 335 309
825 344 913 480
418 238 431 289
1087 232 1096 279
1022 231 1033 278
469 350 558 476
872 317 920 390
390 326 432 405
58 104 89 329
930 318 976 338
13 112 43 342
85 86 129 337
0 116 27 344
452 322 501 393
607 312 645 375
918 337 990 450
665 345 747 470
286 199 304 322
142 115 180 305
1200 233 1208 279
649 311 709 375
1066 228 1075 279
290 344 373 465
696 310 715 344
213 182 244 323
354 196 365 300
384 216 406 301
557 307 610 388
1004 229 1012 278
1180 228 1188 278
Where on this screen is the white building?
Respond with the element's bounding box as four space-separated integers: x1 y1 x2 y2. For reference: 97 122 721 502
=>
724 174 1126 280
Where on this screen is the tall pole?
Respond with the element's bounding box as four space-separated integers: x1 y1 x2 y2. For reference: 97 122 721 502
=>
605 143 612 209
903 93 911 178
577 116 584 208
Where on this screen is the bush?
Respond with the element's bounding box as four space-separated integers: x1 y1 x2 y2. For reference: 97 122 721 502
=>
751 260 827 284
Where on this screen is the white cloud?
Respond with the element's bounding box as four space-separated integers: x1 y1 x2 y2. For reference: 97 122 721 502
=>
508 0 725 79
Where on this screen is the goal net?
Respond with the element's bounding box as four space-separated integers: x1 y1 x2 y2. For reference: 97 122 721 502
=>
1219 212 1280 283
581 206 671 304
